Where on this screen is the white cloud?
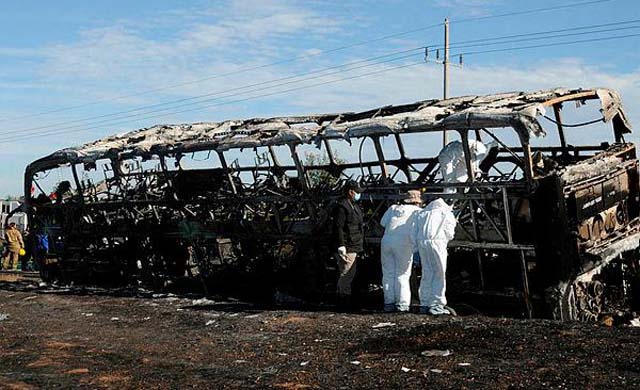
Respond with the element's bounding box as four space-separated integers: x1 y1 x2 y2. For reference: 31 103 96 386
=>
34 0 343 102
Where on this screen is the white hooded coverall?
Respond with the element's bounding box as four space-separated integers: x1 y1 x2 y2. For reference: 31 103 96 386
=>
438 140 489 193
412 198 457 309
380 204 421 311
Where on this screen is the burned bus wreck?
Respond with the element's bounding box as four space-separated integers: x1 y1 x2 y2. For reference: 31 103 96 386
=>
24 87 640 320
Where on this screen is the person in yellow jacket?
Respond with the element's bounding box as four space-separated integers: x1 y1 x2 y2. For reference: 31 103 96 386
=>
3 223 24 270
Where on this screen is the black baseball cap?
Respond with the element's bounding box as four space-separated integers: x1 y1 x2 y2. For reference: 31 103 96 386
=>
344 179 364 193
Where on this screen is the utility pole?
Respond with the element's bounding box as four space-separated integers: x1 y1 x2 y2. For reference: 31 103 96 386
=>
442 17 450 146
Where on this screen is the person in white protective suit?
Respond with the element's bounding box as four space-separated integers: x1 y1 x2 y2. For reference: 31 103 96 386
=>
412 198 457 315
379 190 423 312
438 140 490 193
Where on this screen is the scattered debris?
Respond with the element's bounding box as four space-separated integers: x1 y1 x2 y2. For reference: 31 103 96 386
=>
23 295 37 301
234 360 248 364
65 368 89 374
260 366 279 375
0 313 9 322
110 317 120 321
313 339 330 343
40 288 70 294
300 361 310 366
191 298 215 306
401 367 412 372
421 349 452 357
372 322 396 329
2 286 640 388
81 313 94 317
430 369 443 374
630 318 640 327
205 320 216 326
600 315 615 327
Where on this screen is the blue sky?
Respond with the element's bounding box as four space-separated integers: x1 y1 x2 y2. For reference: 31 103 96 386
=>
1 0 639 195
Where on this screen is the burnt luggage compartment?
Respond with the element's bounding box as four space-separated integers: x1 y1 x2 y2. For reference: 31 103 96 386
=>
23 87 640 320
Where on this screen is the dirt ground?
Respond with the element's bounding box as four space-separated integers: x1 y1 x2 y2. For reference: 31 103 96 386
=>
1 281 640 389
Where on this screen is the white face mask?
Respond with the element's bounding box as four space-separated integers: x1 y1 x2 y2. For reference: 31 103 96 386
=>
353 192 361 202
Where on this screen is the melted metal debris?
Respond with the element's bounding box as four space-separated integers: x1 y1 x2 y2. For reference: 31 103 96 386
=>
562 155 622 184
29 87 628 170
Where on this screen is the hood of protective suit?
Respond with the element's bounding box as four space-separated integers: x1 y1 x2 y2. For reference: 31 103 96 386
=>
438 140 492 194
424 198 451 212
412 198 457 242
380 204 421 238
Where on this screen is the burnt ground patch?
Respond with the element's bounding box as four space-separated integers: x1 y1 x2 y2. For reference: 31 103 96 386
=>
1 286 640 389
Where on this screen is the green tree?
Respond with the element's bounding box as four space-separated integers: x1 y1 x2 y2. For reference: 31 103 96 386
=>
304 151 344 188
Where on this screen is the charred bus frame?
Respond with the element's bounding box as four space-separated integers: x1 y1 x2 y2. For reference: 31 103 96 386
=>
24 87 640 319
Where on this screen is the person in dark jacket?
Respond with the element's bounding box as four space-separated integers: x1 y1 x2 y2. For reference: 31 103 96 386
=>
332 180 364 304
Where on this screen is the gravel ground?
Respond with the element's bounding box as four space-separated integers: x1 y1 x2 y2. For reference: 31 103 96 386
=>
1 282 639 389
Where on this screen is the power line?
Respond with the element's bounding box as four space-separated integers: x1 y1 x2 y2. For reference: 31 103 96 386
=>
8 19 636 136
5 31 639 143
455 32 640 56
1 33 440 124
445 25 640 51
1 0 612 122
7 31 639 144
4 47 425 134
1 61 428 143
431 18 639 50
2 50 424 137
451 0 613 25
